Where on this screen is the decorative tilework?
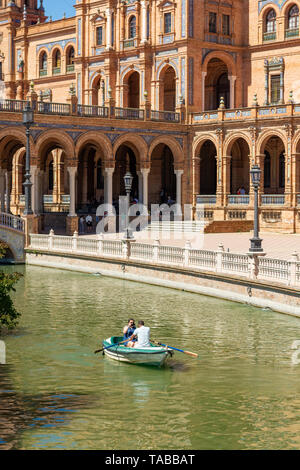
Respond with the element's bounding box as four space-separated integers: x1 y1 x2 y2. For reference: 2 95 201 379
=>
36 39 76 54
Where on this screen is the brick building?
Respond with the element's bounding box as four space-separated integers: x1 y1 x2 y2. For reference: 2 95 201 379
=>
0 0 300 234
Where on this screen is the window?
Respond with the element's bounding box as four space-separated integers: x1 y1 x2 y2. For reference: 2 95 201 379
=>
53 50 61 74
96 26 103 46
288 5 299 30
66 47 75 73
270 74 281 103
129 16 136 38
209 12 217 33
222 15 230 35
164 12 172 34
39 52 48 76
266 9 276 33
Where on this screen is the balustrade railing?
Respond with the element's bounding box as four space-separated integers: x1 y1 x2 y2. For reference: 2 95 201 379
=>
227 195 250 205
78 104 109 118
0 212 25 232
36 101 71 116
196 195 217 205
151 110 180 123
29 234 300 287
114 107 144 120
261 195 285 206
0 99 27 113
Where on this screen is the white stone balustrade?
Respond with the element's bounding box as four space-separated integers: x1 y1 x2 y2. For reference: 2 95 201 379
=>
28 233 300 288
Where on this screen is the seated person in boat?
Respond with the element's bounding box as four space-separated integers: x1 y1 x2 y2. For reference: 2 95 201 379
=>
127 321 151 348
123 319 136 346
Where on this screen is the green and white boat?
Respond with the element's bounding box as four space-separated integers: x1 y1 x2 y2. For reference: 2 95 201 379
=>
102 336 173 367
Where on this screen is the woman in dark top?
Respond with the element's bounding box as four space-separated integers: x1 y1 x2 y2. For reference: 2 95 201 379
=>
123 318 136 344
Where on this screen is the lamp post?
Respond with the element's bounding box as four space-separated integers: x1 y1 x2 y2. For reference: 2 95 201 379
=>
249 164 263 252
22 102 34 216
123 171 133 239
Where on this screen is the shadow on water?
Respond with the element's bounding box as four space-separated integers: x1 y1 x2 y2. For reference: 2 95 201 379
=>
0 365 92 450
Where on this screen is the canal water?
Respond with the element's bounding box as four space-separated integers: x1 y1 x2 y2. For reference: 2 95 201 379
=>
0 265 300 450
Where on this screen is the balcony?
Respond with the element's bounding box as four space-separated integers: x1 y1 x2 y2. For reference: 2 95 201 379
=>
227 195 250 205
36 101 70 116
263 32 276 41
261 195 285 206
114 107 144 120
66 64 75 73
39 69 47 77
52 67 61 75
78 104 108 118
285 28 299 38
196 195 217 205
151 110 180 123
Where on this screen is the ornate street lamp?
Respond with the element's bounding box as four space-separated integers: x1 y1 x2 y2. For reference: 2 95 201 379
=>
123 171 133 239
22 102 34 216
249 164 263 252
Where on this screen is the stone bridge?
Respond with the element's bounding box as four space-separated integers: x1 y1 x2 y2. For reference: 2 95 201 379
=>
0 213 25 263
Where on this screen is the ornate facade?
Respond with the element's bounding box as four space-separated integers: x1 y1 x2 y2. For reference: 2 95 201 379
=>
0 0 300 233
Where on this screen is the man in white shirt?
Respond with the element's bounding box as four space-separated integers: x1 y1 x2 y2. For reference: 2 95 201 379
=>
127 321 150 348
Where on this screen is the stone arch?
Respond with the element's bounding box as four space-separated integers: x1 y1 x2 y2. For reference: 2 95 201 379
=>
258 3 281 22
149 136 184 168
292 129 300 154
224 132 252 156
122 68 140 108
202 51 237 77
158 64 177 112
113 134 148 165
193 134 218 160
156 60 179 81
35 130 75 168
0 128 27 170
281 0 300 18
256 129 287 155
75 132 112 163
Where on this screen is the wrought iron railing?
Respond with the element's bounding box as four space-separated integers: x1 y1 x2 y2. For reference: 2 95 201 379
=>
39 69 48 77
285 28 299 38
78 104 108 118
0 99 27 112
114 107 144 120
263 32 276 41
151 110 180 123
36 101 71 116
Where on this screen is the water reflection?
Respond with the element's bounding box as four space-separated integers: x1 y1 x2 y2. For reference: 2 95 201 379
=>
0 365 91 450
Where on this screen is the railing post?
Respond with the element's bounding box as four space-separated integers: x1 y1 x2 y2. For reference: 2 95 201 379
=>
97 233 103 256
49 229 54 251
216 243 224 273
289 251 299 286
122 239 129 259
153 238 160 263
72 231 78 252
184 240 191 267
248 254 259 280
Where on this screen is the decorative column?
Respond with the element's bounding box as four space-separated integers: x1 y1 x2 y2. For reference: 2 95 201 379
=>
30 165 38 214
223 156 231 206
104 167 114 209
106 8 113 50
201 72 207 111
82 158 88 205
137 171 143 203
5 171 12 213
141 168 150 209
174 170 183 213
0 169 5 213
67 167 77 217
192 156 200 209
140 0 149 45
228 76 236 109
66 167 78 235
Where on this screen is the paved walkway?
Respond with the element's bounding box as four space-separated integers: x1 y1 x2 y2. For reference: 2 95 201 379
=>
80 230 300 260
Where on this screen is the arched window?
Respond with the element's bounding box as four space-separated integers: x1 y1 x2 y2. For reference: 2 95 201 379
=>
39 52 48 76
66 46 75 73
266 9 276 32
129 16 136 38
53 49 61 74
288 4 299 30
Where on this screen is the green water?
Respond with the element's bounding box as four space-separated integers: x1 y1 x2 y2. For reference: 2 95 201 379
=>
0 265 300 450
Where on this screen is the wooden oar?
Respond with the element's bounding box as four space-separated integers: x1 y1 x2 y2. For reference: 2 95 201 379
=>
151 340 198 358
94 338 130 354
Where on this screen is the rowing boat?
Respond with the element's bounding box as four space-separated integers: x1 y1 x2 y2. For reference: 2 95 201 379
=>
102 336 173 367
